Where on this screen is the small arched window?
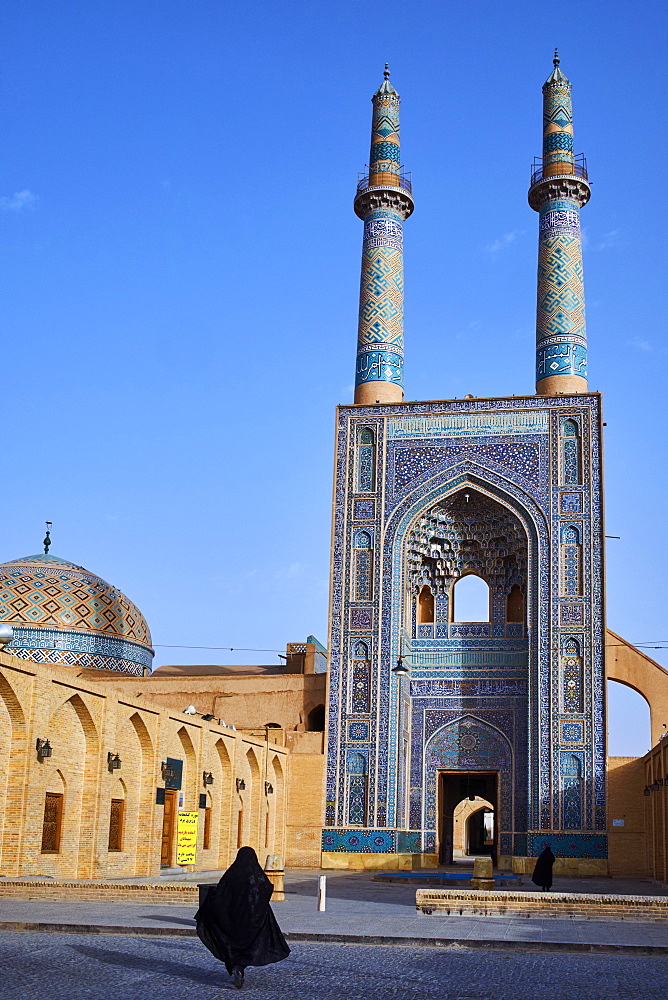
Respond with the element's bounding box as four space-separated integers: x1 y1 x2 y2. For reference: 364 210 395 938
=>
354 530 373 601
561 524 581 596
347 752 368 826
357 427 375 492
418 585 435 623
561 418 581 485
506 584 524 623
306 704 326 732
562 753 583 830
561 635 583 713
452 574 490 622
350 642 370 712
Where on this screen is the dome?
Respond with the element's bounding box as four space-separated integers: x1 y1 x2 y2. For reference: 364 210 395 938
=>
0 553 154 676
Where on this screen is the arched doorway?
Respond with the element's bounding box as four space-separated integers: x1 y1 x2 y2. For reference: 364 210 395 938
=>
438 772 498 865
425 715 512 866
453 796 494 858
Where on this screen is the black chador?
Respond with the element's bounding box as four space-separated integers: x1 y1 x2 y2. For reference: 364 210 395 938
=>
195 847 290 989
531 844 556 891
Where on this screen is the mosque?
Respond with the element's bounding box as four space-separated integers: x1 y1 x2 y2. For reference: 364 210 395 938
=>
0 56 667 882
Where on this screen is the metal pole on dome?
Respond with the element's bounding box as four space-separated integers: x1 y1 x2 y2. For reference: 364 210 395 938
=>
43 522 52 555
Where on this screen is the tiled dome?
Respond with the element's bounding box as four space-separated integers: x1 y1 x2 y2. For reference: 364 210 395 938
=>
0 553 153 676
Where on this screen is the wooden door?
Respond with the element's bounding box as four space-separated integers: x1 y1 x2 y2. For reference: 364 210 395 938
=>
160 789 176 867
41 792 63 853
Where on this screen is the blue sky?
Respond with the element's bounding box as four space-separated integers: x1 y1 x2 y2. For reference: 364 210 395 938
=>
1 1 665 754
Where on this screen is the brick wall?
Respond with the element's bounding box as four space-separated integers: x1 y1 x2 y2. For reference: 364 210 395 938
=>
607 756 649 877
285 752 325 867
0 651 289 879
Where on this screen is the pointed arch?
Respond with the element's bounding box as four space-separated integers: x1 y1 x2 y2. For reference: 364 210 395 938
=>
215 738 234 867
353 530 373 601
382 460 545 832
417 584 434 624
506 584 524 623
112 712 154 874
43 694 100 876
177 726 198 810
245 747 262 854
357 426 376 492
0 672 27 875
561 752 583 829
561 417 581 485
346 751 368 826
67 693 99 754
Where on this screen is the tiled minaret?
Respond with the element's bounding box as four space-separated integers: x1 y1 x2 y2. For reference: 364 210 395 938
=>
353 65 414 405
529 51 591 396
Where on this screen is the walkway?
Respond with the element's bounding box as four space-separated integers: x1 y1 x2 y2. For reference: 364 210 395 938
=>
1 869 667 953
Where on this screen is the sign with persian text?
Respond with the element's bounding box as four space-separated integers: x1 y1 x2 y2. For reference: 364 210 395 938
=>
176 811 198 865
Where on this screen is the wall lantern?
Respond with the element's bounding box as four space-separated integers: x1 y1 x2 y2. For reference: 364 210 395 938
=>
265 782 274 795
161 761 176 782
643 786 651 796
392 656 409 677
107 752 122 772
236 778 246 793
652 780 660 792
36 738 52 760
203 771 214 786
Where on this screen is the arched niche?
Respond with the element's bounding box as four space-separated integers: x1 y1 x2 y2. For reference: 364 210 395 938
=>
214 738 233 868
43 694 99 876
177 726 198 809
418 585 435 624
0 673 26 875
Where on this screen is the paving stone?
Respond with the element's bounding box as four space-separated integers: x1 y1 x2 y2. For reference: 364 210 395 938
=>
0 933 666 1000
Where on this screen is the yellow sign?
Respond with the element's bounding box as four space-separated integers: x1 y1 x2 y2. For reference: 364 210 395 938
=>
176 811 199 865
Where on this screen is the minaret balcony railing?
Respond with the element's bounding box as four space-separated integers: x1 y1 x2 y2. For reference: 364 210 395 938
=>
357 169 412 194
530 153 588 187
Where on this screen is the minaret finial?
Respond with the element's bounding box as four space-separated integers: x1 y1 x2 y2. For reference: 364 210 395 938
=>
384 62 390 80
553 47 559 66
43 521 52 555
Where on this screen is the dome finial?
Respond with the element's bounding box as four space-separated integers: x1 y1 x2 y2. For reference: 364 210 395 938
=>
43 521 52 555
384 62 390 80
553 47 560 66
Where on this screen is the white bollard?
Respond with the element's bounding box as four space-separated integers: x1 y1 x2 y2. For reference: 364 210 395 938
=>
317 874 327 912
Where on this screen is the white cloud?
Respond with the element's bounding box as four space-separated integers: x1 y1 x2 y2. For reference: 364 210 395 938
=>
0 189 39 212
626 337 653 353
582 228 621 252
483 230 524 255
593 229 620 251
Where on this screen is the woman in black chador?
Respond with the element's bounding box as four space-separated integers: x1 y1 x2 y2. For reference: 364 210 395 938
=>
195 847 290 989
531 844 556 891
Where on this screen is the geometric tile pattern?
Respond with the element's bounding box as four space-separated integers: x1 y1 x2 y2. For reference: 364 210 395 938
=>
355 70 410 391
527 832 606 859
533 58 589 387
325 393 606 862
0 553 153 673
356 209 405 386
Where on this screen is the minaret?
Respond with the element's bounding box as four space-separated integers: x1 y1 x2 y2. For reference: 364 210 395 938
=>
529 51 591 396
353 65 414 405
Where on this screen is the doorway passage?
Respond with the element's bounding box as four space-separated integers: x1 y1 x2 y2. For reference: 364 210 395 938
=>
438 771 498 866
